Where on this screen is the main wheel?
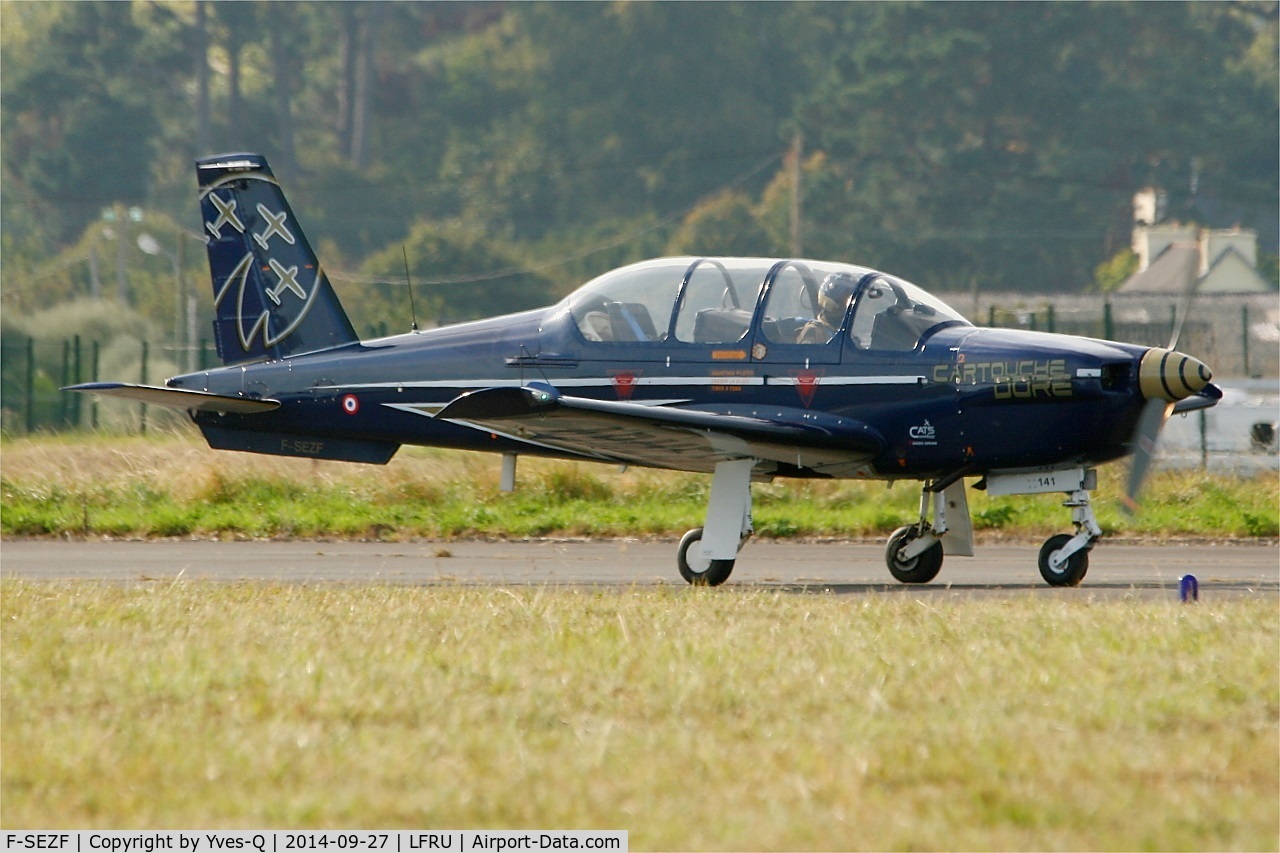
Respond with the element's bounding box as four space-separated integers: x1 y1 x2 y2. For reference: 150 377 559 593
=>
677 527 735 586
1038 533 1089 587
885 526 944 584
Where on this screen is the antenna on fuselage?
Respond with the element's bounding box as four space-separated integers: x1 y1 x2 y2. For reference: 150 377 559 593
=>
403 245 420 333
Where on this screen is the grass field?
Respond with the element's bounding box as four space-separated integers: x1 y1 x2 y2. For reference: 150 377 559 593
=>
2 430 1277 540
2 581 1277 849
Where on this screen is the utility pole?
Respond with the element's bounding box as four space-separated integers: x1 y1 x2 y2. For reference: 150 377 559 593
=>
789 132 803 258
195 1 211 153
116 205 129 304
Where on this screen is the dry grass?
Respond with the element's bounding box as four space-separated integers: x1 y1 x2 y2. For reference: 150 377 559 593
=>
3 429 1277 540
3 580 1276 849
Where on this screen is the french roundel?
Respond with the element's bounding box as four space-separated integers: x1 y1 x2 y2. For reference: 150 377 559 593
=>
341 394 360 415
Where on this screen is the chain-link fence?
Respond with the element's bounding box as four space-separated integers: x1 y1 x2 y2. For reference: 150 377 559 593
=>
0 334 221 434
940 291 1279 379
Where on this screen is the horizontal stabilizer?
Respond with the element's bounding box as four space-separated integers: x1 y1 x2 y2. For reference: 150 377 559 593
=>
62 382 280 414
437 384 883 475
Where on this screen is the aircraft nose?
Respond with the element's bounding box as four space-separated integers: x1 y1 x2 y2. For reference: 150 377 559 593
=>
1138 347 1213 402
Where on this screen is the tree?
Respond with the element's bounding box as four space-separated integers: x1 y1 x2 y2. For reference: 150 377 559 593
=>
796 2 1278 292
2 0 1275 324
1 2 182 241
666 191 771 257
355 219 557 332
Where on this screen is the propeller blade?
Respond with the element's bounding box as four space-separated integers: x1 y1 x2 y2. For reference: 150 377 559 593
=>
1122 398 1173 515
1169 297 1189 352
1168 277 1201 351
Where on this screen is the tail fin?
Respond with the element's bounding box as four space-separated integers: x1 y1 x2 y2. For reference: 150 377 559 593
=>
196 153 359 364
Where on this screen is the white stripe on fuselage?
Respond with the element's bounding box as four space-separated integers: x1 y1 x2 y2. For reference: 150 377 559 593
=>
322 374 922 392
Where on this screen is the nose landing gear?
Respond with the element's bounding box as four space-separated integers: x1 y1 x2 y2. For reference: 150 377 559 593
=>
981 466 1101 587
1037 487 1102 587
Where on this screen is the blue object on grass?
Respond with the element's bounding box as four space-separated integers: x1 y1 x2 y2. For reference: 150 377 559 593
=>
1179 574 1199 602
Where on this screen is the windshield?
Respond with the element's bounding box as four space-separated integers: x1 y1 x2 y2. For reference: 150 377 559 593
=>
562 257 970 349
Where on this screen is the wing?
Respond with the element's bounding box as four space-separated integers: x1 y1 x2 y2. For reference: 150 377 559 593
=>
62 382 280 414
435 384 884 476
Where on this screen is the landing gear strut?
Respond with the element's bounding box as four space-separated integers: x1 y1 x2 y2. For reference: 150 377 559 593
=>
677 458 755 586
884 477 973 584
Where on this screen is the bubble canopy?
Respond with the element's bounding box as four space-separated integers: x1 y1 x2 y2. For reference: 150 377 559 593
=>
560 257 971 352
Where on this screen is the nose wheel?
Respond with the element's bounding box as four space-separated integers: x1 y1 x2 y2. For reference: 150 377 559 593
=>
1038 486 1102 587
1038 533 1090 587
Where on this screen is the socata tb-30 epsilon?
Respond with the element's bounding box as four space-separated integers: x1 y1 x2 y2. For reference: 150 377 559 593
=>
68 153 1220 587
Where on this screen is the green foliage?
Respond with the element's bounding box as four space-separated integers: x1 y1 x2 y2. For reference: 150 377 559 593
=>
16 297 156 345
1257 252 1280 289
2 1 1276 327
800 3 1278 291
1094 249 1140 293
356 219 557 330
1 3 185 242
665 191 771 257
2 435 1276 541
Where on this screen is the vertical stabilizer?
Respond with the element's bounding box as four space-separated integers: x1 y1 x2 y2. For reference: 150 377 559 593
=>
196 153 359 363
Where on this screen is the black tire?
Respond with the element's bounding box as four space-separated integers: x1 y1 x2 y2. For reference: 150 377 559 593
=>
885 525 944 584
677 527 735 586
1038 533 1089 587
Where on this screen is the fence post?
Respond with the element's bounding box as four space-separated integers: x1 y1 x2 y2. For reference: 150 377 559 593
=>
1199 409 1208 470
72 335 83 429
140 340 149 435
91 340 100 430
1103 301 1114 340
60 338 71 428
1242 304 1250 377
1046 304 1055 333
24 337 35 434
987 305 996 327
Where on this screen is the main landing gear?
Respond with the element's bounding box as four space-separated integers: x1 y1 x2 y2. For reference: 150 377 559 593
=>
676 458 754 586
884 476 974 584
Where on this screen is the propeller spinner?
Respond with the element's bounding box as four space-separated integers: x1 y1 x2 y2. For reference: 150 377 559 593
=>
1137 347 1213 403
1124 346 1215 513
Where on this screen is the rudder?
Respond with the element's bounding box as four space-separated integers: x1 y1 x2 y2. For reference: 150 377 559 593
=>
197 153 359 364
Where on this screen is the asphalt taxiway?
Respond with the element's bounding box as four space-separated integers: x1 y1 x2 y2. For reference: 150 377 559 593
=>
2 538 1276 598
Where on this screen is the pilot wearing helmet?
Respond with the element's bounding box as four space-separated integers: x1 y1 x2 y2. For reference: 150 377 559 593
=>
797 272 857 344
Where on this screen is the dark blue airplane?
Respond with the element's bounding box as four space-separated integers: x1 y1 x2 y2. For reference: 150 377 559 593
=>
68 153 1221 587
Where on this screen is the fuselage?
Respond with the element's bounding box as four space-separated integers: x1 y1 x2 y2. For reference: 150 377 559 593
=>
167 255 1166 480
